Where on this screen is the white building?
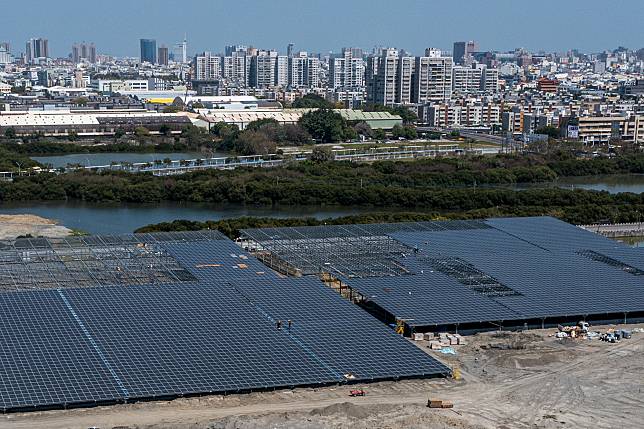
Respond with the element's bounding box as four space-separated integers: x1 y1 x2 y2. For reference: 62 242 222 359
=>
194 52 222 81
412 55 453 103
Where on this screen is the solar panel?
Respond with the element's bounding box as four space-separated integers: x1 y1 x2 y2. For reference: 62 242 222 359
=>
0 232 449 413
242 217 644 331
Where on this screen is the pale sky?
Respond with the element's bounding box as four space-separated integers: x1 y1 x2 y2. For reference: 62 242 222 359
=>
1 0 642 57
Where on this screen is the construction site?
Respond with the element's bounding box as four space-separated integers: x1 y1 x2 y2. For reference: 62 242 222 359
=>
0 216 643 428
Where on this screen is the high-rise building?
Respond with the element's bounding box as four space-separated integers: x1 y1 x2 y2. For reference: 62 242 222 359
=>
36 70 50 86
72 42 96 64
367 48 399 106
194 52 222 80
452 65 483 95
453 42 466 65
287 43 295 58
287 52 319 88
158 46 169 66
396 55 415 104
0 44 12 64
275 55 289 87
26 38 49 64
412 55 453 103
225 45 247 57
250 50 278 88
330 48 365 89
481 66 499 93
140 39 157 64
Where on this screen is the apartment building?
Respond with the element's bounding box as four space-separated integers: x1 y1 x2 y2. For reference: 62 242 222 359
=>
577 115 644 145
194 52 222 81
424 102 501 127
412 55 453 103
250 50 277 88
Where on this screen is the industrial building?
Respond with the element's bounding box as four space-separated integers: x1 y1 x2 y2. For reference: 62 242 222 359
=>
241 217 644 334
0 110 192 136
0 231 448 413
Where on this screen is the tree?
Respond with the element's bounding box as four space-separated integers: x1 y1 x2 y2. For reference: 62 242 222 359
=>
159 124 172 136
299 109 348 143
4 128 16 139
373 129 386 141
114 128 126 139
392 124 416 139
72 97 88 106
234 131 277 155
292 94 334 109
246 118 280 132
281 124 313 146
310 147 333 163
67 130 79 141
536 126 561 140
135 126 150 137
163 105 181 113
353 121 373 138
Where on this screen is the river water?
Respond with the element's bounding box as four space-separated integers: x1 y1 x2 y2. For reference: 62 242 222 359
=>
0 201 393 234
32 152 225 168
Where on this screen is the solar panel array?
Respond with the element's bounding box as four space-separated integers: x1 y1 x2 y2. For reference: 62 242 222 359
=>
0 231 449 413
243 217 644 329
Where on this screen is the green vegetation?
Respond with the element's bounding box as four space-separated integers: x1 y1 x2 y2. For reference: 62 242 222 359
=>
1 153 643 225
291 94 334 109
0 147 42 172
298 109 355 143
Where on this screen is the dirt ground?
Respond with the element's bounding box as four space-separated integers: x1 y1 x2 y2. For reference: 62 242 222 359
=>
0 214 72 240
3 323 643 429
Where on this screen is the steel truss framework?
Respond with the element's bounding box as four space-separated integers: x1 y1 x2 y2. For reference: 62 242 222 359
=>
0 231 224 292
240 220 491 278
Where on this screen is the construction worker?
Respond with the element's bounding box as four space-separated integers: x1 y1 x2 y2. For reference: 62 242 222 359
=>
276 320 282 330
288 319 293 330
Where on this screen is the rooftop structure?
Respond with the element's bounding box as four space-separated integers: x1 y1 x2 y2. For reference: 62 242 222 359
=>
0 231 448 413
241 217 644 333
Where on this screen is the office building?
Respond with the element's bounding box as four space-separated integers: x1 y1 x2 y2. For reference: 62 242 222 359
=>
0 45 12 64
158 46 169 66
26 38 49 64
194 52 222 81
453 42 466 65
140 39 157 64
72 42 96 64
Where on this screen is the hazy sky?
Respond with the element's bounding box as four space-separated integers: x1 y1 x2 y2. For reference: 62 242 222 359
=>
1 0 642 57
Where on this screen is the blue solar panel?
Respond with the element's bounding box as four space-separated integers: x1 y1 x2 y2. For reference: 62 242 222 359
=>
336 217 644 328
0 232 449 412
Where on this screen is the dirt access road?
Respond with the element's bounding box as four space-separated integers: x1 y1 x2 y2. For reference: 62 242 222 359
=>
3 324 643 429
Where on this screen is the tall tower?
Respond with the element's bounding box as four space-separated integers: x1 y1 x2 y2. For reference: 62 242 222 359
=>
181 34 187 64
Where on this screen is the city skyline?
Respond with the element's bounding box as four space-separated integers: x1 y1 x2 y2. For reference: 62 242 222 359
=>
1 0 643 58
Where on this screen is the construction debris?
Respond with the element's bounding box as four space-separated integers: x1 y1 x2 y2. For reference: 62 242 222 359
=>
427 399 454 409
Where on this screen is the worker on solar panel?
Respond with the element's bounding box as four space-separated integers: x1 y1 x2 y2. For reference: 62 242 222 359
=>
276 320 282 330
288 319 293 330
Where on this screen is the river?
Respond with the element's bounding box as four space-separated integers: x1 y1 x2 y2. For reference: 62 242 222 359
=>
32 152 225 168
0 201 392 234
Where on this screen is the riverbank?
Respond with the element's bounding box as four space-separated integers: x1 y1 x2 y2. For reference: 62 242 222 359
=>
0 214 72 240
